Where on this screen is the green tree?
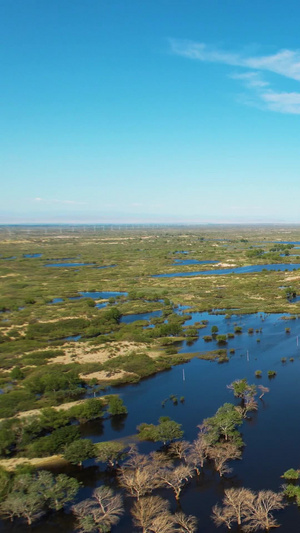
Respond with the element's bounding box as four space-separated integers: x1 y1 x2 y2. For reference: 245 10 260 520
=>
0 423 17 457
39 407 69 430
35 471 80 511
64 439 96 466
227 379 256 401
96 441 126 468
282 468 300 480
204 403 243 443
0 474 44 525
0 467 11 502
25 426 80 457
107 396 128 416
68 398 104 422
137 417 183 445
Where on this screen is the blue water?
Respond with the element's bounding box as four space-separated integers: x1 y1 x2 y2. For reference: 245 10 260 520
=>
63 335 81 342
173 259 218 266
77 291 127 299
154 263 300 278
23 253 42 258
120 310 163 324
289 295 300 303
5 309 300 532
44 263 94 267
48 298 64 304
270 241 300 245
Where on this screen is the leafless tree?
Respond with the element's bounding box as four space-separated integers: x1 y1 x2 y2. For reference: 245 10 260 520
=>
118 450 162 499
173 511 198 533
131 495 170 533
149 450 172 467
258 385 270 400
125 447 150 468
212 488 255 528
72 485 123 532
212 488 285 531
187 426 211 474
157 464 193 500
212 504 236 530
150 513 176 533
243 490 285 531
243 395 258 417
208 442 242 477
168 441 191 462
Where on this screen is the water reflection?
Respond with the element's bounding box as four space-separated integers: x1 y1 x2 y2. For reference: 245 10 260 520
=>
110 413 128 432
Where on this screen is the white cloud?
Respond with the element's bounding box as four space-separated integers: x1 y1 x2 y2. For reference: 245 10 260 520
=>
260 90 300 114
170 40 300 81
230 71 269 88
169 39 300 114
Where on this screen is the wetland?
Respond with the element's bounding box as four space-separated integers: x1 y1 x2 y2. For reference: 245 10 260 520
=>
2 225 300 532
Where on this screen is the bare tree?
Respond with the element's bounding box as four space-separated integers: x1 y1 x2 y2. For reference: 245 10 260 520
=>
212 488 255 528
149 450 172 467
150 513 176 533
243 490 285 531
208 442 242 477
131 496 170 533
187 426 211 474
157 464 193 501
72 485 123 532
168 441 191 463
118 451 162 499
212 504 236 530
173 511 198 533
258 385 270 400
243 396 258 417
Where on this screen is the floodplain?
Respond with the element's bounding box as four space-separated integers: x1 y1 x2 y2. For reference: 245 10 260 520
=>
1 225 300 531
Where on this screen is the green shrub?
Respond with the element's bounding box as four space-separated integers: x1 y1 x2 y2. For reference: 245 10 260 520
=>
25 426 80 458
106 395 128 416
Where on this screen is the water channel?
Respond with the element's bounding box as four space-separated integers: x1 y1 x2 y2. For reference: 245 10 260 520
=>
155 264 300 278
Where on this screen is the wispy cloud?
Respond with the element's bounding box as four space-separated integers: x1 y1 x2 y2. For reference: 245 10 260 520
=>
230 71 269 88
260 90 300 114
169 39 300 114
34 197 87 205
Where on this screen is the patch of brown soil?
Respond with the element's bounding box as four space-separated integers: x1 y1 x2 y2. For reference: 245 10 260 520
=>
51 341 150 365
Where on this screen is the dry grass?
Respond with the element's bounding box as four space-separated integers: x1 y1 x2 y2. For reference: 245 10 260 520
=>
79 370 136 381
0 454 67 471
51 341 155 365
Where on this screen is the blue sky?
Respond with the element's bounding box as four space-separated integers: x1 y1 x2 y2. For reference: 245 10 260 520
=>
1 0 300 223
